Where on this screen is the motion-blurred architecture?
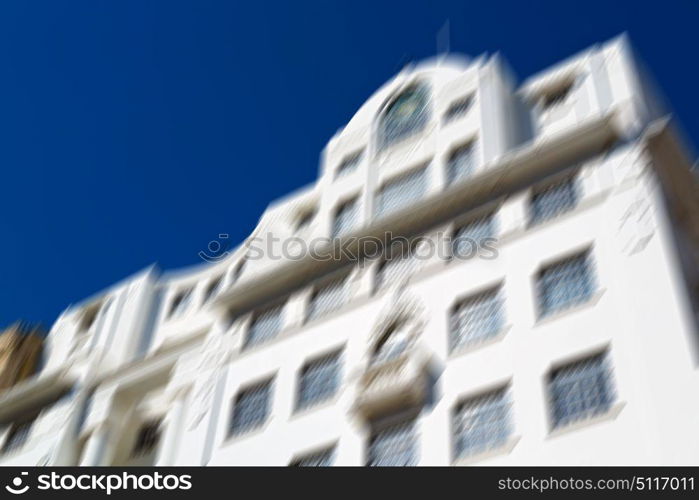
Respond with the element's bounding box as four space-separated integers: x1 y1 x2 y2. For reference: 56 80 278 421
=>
1 36 698 466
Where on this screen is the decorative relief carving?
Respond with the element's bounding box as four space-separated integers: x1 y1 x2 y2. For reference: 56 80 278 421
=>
368 288 427 352
619 194 655 255
186 330 230 430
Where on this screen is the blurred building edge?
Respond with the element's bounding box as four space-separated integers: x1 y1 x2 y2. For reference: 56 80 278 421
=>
0 34 698 466
0 322 44 393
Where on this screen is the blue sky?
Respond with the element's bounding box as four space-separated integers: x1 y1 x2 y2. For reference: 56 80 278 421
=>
0 0 697 327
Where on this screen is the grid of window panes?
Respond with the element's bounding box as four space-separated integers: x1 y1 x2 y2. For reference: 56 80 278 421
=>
444 95 473 123
375 167 428 219
376 243 419 290
203 276 224 303
291 447 335 467
450 287 504 351
453 388 511 459
131 419 161 456
378 85 430 150
549 352 614 428
168 288 193 318
541 82 574 110
332 198 358 239
245 303 284 348
230 259 247 285
297 352 341 410
307 276 347 321
295 209 316 232
335 150 363 179
1 421 33 453
368 419 418 466
529 176 578 225
537 252 595 317
447 143 476 185
229 380 273 436
452 213 496 259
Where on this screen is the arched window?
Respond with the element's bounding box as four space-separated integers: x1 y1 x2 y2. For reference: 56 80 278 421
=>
378 84 430 151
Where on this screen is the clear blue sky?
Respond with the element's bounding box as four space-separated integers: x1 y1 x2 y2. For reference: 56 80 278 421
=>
0 0 697 328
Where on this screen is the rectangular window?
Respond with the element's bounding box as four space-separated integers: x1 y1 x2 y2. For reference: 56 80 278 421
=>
368 418 418 466
529 176 578 225
376 242 418 291
297 351 341 410
291 446 336 466
168 287 193 319
245 303 284 348
131 419 162 457
307 274 348 321
548 352 614 428
541 81 574 110
332 198 359 239
447 143 476 184
537 251 595 317
79 302 102 332
451 213 496 259
203 276 224 303
229 379 273 436
1 420 34 454
444 95 473 123
453 387 511 459
375 167 428 218
335 150 363 179
450 287 504 351
295 207 317 232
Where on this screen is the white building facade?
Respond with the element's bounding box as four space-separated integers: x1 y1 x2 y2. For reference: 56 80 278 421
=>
1 35 698 466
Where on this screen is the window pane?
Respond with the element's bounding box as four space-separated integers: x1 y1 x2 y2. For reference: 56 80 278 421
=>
375 167 428 219
452 213 495 259
1 421 34 453
336 150 363 179
549 353 613 428
332 198 358 239
307 276 347 321
368 419 418 466
168 288 193 318
542 82 574 110
444 96 473 123
447 143 476 184
230 380 273 436
530 177 578 225
204 276 224 303
451 288 504 350
538 253 594 317
245 304 284 348
131 419 162 457
297 352 341 410
295 209 316 232
454 388 511 458
376 244 418 290
291 447 335 467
